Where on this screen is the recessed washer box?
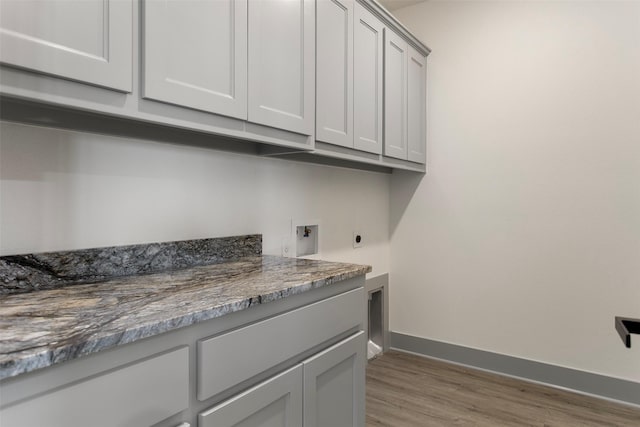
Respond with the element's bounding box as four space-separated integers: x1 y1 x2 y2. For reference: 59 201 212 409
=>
292 219 320 257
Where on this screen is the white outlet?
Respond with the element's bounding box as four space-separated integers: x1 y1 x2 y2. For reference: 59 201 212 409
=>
282 237 293 257
353 231 363 249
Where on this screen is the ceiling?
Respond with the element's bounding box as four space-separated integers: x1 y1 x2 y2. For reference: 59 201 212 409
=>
377 0 428 12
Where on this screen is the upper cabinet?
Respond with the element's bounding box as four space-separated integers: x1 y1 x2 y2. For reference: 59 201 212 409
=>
248 0 315 136
353 3 384 155
316 0 428 167
143 0 315 134
316 0 354 147
142 0 247 119
407 45 427 164
383 28 408 160
0 0 133 92
0 0 429 172
383 27 427 164
316 0 384 155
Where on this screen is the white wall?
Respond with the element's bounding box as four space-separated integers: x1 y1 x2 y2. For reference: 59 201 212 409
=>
391 1 640 381
0 121 390 277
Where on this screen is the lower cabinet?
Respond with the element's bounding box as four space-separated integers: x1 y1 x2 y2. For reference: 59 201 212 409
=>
0 347 190 427
199 331 365 427
0 279 366 427
303 331 366 427
199 365 303 427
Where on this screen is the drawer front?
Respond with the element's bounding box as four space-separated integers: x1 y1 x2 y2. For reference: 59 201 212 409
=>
199 364 303 427
0 347 189 427
198 287 364 400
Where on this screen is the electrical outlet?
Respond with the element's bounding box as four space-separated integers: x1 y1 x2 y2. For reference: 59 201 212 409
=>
353 231 363 249
282 237 293 257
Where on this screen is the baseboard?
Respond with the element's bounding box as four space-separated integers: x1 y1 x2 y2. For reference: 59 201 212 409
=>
390 332 640 407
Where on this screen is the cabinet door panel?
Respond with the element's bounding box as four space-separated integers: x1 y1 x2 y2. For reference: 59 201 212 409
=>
199 365 303 427
303 331 366 427
383 29 408 160
248 0 314 135
143 0 247 119
316 0 353 147
407 45 426 164
0 0 132 92
353 3 384 154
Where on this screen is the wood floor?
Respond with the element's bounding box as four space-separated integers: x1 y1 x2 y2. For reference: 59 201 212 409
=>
366 351 640 427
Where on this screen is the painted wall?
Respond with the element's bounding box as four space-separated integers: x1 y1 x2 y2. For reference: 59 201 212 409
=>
0 121 390 277
390 1 640 381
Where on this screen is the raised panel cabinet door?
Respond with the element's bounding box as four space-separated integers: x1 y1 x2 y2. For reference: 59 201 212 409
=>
383 28 408 160
0 0 132 92
316 0 353 147
143 0 247 119
407 45 426 164
353 3 384 154
248 0 315 135
303 331 366 427
199 365 303 427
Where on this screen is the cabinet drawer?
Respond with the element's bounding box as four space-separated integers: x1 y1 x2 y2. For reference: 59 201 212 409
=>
0 347 189 427
198 287 364 400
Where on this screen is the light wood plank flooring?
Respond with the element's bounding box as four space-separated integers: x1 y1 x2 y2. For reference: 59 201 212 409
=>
366 351 640 426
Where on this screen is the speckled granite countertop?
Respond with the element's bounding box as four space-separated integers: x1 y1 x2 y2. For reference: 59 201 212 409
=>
0 236 371 380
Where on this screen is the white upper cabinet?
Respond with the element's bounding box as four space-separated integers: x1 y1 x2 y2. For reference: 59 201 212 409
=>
0 0 132 92
316 0 383 155
407 45 427 164
353 2 384 154
248 0 315 136
316 0 353 147
384 28 408 160
143 0 247 119
0 0 428 171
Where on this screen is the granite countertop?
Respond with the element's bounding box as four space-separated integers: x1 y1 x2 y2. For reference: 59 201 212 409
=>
0 236 371 380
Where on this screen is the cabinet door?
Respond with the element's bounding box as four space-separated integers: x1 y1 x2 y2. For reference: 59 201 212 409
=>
353 3 384 155
142 0 247 119
303 331 366 427
316 0 353 147
383 28 408 160
407 45 426 164
0 0 132 92
199 365 303 427
248 0 315 135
